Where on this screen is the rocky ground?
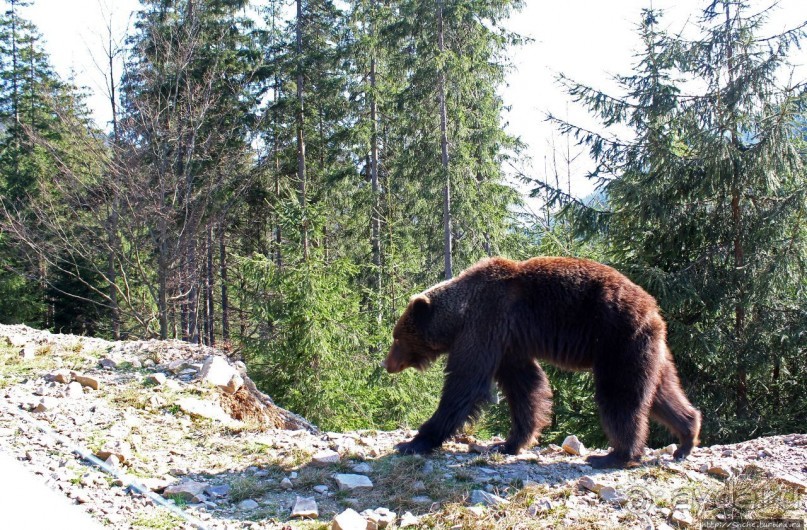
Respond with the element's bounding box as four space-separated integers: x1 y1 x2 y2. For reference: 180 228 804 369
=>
0 324 805 530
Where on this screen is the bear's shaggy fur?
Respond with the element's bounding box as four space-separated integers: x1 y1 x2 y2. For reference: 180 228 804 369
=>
384 256 701 468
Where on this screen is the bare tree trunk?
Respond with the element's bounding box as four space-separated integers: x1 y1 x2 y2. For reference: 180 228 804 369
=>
106 19 121 340
437 0 452 279
187 236 199 344
219 224 230 342
206 225 215 346
296 0 309 261
158 224 168 340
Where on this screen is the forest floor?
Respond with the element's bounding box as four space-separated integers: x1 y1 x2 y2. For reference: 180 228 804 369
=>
0 323 805 530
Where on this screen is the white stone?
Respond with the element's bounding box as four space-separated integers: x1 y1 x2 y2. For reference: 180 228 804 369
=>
176 397 241 427
65 381 84 398
361 508 396 529
145 373 167 386
34 397 59 413
313 449 341 465
332 508 368 530
561 435 586 456
199 356 243 393
671 509 694 527
291 496 318 518
598 486 627 505
313 485 329 494
399 512 420 528
334 474 373 491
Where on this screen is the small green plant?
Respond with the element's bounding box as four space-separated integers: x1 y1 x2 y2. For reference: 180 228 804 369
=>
229 476 270 503
131 511 184 530
164 494 188 508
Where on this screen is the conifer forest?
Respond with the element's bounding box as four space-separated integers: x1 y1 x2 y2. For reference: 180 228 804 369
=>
0 0 805 447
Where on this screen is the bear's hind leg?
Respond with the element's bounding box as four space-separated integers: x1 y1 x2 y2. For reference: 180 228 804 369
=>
492 359 553 455
587 345 658 469
650 359 701 460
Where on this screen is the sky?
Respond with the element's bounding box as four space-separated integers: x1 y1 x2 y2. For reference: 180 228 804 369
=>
21 0 807 199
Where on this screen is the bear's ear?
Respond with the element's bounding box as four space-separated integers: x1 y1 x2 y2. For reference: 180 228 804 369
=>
409 294 432 327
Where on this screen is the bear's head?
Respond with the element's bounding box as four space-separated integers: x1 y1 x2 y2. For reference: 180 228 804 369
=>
384 294 445 373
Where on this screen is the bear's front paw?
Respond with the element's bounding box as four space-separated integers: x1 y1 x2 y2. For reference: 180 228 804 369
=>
489 441 520 455
395 437 437 455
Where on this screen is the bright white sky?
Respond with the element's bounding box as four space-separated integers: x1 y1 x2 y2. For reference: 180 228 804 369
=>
22 0 807 199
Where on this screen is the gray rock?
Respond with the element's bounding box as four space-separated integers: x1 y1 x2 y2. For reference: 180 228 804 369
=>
204 484 231 498
671 509 694 527
527 498 555 515
331 508 367 530
164 480 208 503
411 495 432 505
313 484 329 494
312 449 340 465
280 477 293 490
99 358 118 370
291 496 318 518
598 486 627 505
333 474 373 491
469 490 509 507
238 499 259 511
352 462 372 473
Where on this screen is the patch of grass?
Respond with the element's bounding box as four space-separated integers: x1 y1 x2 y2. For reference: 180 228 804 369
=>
229 476 271 503
131 510 184 529
294 466 332 489
110 387 148 410
164 494 188 508
701 474 802 521
266 446 314 469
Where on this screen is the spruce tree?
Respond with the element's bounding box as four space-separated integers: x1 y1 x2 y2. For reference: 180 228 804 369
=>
550 2 807 442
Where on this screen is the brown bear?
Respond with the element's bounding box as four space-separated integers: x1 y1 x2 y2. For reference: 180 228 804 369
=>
384 256 701 468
